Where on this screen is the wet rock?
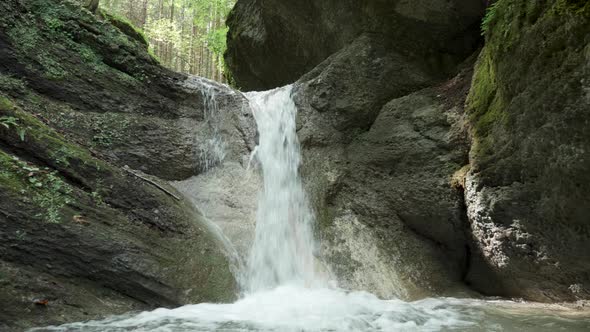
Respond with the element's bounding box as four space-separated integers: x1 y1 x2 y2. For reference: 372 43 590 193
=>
225 0 485 91
292 40 476 298
0 0 245 329
463 0 590 302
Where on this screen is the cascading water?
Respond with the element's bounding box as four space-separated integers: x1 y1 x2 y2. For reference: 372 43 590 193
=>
32 86 590 332
196 77 227 172
244 86 320 292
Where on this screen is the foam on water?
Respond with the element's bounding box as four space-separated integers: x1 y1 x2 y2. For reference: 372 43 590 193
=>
30 285 590 331
30 86 590 332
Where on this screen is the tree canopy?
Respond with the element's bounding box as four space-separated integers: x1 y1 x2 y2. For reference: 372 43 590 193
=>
101 0 234 82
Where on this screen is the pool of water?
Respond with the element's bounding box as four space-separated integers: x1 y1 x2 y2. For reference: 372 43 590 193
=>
31 285 590 332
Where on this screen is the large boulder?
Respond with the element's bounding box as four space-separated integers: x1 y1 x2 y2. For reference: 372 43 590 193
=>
292 38 476 298
463 0 590 302
225 0 485 91
0 0 252 329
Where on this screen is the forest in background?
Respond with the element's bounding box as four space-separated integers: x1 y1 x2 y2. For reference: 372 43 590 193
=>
100 0 234 82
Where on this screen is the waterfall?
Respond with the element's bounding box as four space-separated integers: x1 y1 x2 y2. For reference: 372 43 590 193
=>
244 86 320 292
35 85 590 332
194 77 228 172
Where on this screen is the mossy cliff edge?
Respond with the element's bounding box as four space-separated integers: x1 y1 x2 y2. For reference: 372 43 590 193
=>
464 0 590 301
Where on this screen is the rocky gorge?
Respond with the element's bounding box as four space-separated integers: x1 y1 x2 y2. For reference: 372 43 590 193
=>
0 0 589 330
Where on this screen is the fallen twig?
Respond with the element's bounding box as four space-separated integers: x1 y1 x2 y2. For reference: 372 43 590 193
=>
122 165 181 201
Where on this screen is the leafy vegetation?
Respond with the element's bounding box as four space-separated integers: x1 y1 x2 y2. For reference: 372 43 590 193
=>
0 152 73 224
481 1 500 35
0 74 27 93
101 0 235 82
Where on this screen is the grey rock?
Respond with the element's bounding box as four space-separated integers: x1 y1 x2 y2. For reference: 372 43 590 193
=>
225 0 485 91
291 37 476 298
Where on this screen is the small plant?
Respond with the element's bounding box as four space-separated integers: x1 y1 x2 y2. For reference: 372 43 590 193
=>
0 153 73 224
34 171 73 223
37 52 68 80
481 1 501 36
0 116 26 141
7 24 39 51
90 113 130 147
0 74 26 93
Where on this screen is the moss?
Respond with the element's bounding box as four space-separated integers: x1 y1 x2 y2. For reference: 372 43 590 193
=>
469 0 589 163
6 24 40 52
37 51 69 80
555 0 590 16
100 10 149 46
0 74 27 94
0 97 105 176
0 150 73 223
466 49 508 158
0 96 15 111
73 44 108 73
90 112 131 148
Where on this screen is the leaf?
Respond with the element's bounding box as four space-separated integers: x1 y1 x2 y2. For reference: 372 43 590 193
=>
17 128 26 141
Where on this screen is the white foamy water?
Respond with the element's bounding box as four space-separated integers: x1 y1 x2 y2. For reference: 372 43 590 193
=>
244 86 321 292
30 285 590 331
30 86 590 332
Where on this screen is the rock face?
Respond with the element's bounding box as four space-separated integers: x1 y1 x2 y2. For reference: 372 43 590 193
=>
463 0 590 302
0 0 250 329
293 44 476 298
225 0 485 91
226 0 590 303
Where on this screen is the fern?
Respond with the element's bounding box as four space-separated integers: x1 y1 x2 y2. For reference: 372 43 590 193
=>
481 1 501 36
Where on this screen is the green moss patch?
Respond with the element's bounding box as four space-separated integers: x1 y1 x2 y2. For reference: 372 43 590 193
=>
0 151 73 223
100 10 149 46
555 0 590 16
0 74 27 94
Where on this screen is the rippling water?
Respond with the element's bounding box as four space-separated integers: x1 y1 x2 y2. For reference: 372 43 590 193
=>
31 285 590 331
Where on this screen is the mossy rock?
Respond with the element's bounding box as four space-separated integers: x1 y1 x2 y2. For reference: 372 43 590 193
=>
465 0 590 301
0 2 240 328
101 10 149 46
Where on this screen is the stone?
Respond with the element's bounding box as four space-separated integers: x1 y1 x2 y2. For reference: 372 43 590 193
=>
225 0 485 91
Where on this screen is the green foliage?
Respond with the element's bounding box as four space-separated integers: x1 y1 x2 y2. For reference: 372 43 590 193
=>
0 98 27 142
0 75 27 93
0 96 15 112
205 26 229 57
100 0 236 81
37 51 68 80
481 1 500 35
7 24 39 51
90 113 131 147
0 152 73 224
555 0 590 16
148 46 160 63
102 10 149 45
466 48 508 158
0 116 26 142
